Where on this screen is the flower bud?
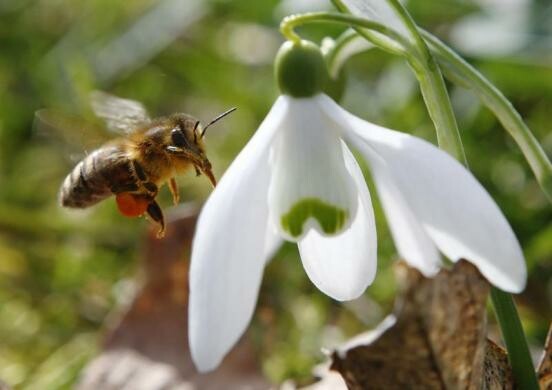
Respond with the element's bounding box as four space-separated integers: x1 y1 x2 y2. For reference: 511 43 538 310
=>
275 40 329 97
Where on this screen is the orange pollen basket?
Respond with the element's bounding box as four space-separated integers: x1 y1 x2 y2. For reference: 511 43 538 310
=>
116 193 149 217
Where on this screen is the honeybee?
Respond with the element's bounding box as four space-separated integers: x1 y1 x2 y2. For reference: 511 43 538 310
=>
51 91 235 237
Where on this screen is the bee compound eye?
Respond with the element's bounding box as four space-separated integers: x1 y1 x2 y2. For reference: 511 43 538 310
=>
171 128 187 147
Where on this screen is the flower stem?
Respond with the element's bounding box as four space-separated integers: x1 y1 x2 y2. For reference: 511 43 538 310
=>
423 31 552 202
280 12 410 55
490 288 539 390
383 0 469 165
408 59 468 165
385 0 431 61
331 1 468 163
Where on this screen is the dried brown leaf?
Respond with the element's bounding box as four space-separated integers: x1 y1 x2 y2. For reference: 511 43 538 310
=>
483 339 512 390
331 314 444 389
300 362 348 390
77 205 269 390
330 260 513 390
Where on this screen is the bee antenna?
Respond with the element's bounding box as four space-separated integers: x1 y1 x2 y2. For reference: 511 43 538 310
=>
201 107 237 138
193 120 200 143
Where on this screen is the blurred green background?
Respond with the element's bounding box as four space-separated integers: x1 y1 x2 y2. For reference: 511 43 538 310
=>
0 0 550 388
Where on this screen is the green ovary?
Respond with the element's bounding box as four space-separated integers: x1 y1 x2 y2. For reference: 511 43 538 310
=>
280 198 349 238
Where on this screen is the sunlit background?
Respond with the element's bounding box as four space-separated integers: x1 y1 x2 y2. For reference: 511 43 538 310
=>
0 0 550 388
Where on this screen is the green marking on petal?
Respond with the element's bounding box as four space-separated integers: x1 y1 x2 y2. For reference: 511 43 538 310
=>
280 198 349 238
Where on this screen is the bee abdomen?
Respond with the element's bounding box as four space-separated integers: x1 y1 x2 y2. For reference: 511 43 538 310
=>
59 151 112 208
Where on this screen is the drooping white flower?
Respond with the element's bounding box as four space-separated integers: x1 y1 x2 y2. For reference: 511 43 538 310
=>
188 40 526 372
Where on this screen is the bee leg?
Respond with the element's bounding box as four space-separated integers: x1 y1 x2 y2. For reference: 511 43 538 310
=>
146 200 165 238
168 177 180 205
131 160 159 197
142 181 158 198
132 160 148 182
194 165 201 177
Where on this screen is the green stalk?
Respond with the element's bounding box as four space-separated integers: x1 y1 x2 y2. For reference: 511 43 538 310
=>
491 289 540 389
280 12 410 55
423 31 552 202
385 0 432 62
388 0 467 163
408 58 468 165
331 0 467 163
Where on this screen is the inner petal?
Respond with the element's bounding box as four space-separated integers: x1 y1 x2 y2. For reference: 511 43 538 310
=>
268 96 358 242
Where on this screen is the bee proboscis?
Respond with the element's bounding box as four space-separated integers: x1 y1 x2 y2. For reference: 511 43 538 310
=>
50 91 235 237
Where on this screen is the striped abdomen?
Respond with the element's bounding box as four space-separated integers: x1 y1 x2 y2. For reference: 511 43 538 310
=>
59 144 135 208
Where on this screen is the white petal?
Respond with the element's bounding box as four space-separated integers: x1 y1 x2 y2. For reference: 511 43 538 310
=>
189 97 286 372
298 143 377 301
326 96 526 292
315 95 440 275
264 215 284 264
268 96 358 242
363 149 441 276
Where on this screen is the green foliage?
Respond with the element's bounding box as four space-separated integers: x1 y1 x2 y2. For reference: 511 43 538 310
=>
0 0 549 387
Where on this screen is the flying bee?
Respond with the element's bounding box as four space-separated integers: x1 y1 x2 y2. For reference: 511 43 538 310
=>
47 91 235 237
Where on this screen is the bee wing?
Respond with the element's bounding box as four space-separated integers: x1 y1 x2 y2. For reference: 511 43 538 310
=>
34 109 110 162
90 90 151 135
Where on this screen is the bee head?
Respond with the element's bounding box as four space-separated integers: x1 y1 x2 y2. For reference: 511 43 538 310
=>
166 109 236 186
170 123 199 148
168 109 236 151
167 115 203 151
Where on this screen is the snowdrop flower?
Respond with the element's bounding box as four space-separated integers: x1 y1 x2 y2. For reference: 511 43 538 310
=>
189 40 526 372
